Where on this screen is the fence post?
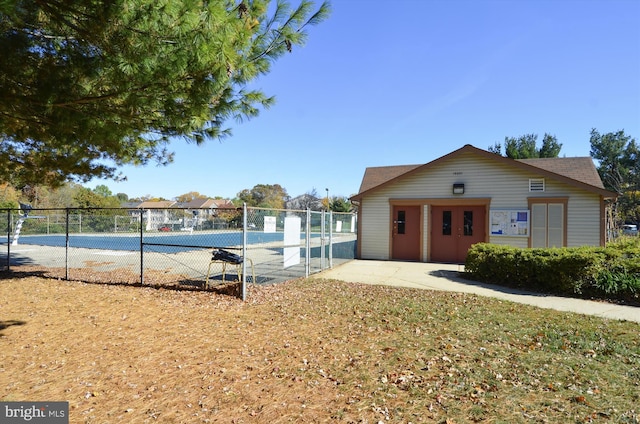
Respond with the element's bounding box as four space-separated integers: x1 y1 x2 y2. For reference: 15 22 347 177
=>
65 208 70 280
329 210 333 269
242 203 247 301
140 209 144 285
305 209 311 277
320 209 326 270
6 209 10 270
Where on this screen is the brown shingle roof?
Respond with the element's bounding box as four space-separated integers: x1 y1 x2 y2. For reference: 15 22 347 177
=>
517 157 605 189
210 199 235 208
358 164 422 193
137 200 176 208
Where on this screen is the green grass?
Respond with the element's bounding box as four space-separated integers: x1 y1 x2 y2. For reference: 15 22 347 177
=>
265 279 640 423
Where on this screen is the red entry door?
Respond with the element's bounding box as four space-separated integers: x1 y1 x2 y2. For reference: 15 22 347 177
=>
431 206 485 263
392 206 421 261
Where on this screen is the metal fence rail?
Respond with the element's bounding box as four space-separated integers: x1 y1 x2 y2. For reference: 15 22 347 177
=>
1 206 357 300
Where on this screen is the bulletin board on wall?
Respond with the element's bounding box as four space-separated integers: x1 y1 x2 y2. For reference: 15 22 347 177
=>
490 209 530 236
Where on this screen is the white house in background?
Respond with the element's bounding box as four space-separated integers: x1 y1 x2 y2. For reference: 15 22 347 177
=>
172 198 236 229
126 199 235 231
350 144 618 263
136 200 177 230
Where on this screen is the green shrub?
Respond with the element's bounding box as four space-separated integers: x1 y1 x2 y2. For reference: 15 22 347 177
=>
465 241 640 304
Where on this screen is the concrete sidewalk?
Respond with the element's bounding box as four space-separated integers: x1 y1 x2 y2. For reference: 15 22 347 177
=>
313 260 640 323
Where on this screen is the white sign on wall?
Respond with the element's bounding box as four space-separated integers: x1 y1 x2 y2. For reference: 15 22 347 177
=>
490 209 530 236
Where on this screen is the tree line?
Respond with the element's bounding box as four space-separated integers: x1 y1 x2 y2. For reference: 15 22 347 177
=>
0 182 354 212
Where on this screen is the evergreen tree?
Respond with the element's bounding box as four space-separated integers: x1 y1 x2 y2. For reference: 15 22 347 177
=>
330 196 352 212
0 0 329 186
489 133 562 158
590 128 639 225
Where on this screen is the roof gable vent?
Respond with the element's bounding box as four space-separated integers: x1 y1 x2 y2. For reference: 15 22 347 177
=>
529 178 545 192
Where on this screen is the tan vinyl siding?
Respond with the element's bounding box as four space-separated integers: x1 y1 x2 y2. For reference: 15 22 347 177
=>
359 196 392 260
358 150 605 260
566 192 602 246
540 177 602 246
386 153 524 201
489 235 529 248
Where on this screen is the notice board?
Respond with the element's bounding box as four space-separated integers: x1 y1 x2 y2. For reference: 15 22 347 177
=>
490 209 530 236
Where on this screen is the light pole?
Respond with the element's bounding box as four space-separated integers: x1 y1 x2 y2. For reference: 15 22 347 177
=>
325 188 329 211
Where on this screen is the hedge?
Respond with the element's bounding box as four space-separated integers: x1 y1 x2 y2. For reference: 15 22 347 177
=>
464 238 640 304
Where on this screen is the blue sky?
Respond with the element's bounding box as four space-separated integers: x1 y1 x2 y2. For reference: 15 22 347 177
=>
91 0 640 201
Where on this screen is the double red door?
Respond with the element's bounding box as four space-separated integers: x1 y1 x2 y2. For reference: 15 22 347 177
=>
431 205 485 263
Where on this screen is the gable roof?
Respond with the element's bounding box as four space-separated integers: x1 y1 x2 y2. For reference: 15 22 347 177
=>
210 199 235 208
177 198 210 209
352 144 617 200
176 198 227 209
358 164 422 193
517 157 605 189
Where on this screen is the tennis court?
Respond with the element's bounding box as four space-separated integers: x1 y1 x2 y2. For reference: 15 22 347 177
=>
14 231 294 253
2 206 357 298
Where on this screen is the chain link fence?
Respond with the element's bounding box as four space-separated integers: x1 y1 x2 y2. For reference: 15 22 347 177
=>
1 205 357 299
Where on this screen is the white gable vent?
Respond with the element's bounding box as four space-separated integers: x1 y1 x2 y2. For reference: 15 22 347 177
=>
529 178 545 192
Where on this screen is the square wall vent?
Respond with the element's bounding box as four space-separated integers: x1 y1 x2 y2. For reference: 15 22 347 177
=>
529 178 545 192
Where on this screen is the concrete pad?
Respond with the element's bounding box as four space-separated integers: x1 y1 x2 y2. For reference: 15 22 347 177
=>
314 260 640 323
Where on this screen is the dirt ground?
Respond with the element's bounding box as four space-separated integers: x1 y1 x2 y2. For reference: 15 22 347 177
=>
3 273 409 423
1 277 326 423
